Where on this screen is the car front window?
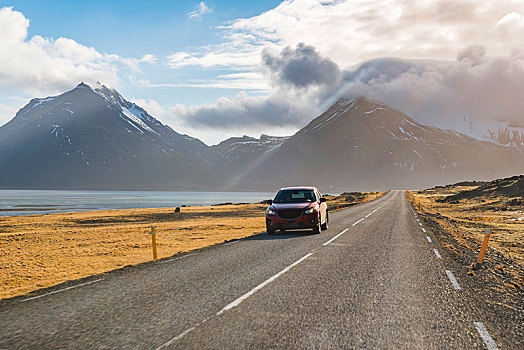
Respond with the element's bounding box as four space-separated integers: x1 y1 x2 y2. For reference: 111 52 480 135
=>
274 190 316 203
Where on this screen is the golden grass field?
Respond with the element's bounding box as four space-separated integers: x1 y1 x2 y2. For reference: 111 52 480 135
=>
0 192 384 300
410 186 523 266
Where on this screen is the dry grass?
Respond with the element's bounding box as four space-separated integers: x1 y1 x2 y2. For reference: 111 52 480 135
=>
0 204 267 300
0 192 383 300
410 186 524 266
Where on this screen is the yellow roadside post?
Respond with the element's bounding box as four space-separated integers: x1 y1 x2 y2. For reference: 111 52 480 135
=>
147 225 158 260
475 229 492 269
418 201 421 210
337 203 339 210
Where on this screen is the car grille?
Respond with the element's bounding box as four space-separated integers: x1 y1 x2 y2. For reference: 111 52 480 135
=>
277 210 303 220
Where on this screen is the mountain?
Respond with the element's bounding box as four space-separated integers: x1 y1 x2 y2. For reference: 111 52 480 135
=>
212 134 288 169
453 115 524 147
237 97 524 191
1 86 523 192
0 82 226 190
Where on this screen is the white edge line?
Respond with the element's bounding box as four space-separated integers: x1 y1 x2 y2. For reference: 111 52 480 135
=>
156 326 196 350
352 218 364 227
159 253 196 264
323 229 348 246
474 322 498 350
426 236 432 243
445 270 462 290
21 278 105 302
217 252 313 315
433 249 442 259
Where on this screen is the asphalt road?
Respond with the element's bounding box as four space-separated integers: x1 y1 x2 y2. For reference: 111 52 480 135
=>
0 191 508 349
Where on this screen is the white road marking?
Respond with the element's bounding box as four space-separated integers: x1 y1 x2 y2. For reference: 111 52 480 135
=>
445 270 462 290
352 218 364 226
157 327 196 349
21 278 105 302
433 249 442 259
419 222 423 227
217 253 314 315
365 212 372 218
474 322 498 350
159 253 196 264
323 229 348 246
422 228 427 233
426 236 432 243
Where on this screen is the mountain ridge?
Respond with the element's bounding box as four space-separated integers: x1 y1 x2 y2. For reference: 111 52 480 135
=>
0 85 523 191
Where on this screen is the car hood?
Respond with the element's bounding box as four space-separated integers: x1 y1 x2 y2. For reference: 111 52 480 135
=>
271 203 315 210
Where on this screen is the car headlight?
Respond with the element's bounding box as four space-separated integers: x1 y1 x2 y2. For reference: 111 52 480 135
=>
266 208 276 215
304 207 317 215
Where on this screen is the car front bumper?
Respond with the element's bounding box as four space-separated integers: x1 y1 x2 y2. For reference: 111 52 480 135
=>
266 212 318 230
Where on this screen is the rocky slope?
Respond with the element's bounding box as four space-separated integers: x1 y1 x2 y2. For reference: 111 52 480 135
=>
237 97 524 191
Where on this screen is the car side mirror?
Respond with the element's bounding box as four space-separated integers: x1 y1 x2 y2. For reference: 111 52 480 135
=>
320 197 327 203
267 199 273 205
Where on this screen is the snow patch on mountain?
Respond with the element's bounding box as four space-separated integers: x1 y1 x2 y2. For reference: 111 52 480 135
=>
452 115 524 146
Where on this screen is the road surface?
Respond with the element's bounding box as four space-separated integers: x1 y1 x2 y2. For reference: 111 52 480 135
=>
0 191 510 349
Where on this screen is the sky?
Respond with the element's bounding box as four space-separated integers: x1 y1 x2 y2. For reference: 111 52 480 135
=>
1 0 524 144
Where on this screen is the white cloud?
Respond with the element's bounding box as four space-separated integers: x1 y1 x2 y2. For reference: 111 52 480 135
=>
170 0 524 71
139 54 159 64
0 7 153 96
131 98 166 118
187 1 212 21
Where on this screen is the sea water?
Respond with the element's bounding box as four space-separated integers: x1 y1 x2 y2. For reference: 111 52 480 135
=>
0 190 275 217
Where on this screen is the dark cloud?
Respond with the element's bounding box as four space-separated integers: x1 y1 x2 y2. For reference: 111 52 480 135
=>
170 92 310 130
172 44 524 135
262 43 342 89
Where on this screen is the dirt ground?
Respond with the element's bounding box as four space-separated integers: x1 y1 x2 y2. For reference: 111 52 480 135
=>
0 192 384 300
410 177 523 266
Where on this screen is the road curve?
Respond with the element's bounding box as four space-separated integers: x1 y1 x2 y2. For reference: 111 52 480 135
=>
0 191 507 349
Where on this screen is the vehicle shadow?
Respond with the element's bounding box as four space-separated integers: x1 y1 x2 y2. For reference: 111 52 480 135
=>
244 230 315 241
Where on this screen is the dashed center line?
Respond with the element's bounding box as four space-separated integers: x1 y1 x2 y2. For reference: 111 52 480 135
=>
352 218 364 226
422 228 427 233
433 249 442 259
445 270 462 290
217 252 313 315
474 322 498 350
426 236 432 243
323 229 348 246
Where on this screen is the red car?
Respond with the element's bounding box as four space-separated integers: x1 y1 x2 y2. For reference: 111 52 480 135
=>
266 186 328 235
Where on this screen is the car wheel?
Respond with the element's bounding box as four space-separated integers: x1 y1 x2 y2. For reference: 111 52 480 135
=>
267 228 276 235
321 212 329 231
312 217 321 234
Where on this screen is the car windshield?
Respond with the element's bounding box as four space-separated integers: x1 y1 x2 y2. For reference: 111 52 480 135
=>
274 189 316 203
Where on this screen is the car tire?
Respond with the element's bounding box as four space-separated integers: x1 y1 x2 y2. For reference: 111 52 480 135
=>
267 228 276 235
312 217 321 234
321 212 329 231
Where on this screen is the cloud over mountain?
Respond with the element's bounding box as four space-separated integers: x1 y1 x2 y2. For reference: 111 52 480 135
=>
170 42 524 138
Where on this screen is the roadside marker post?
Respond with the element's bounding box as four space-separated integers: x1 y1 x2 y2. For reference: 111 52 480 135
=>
475 229 492 269
337 203 339 210
147 226 158 260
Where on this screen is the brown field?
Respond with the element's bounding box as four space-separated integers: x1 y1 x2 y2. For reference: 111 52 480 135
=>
410 184 523 266
0 192 384 300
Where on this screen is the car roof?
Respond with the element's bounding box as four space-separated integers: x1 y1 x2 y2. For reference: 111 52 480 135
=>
279 186 317 191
